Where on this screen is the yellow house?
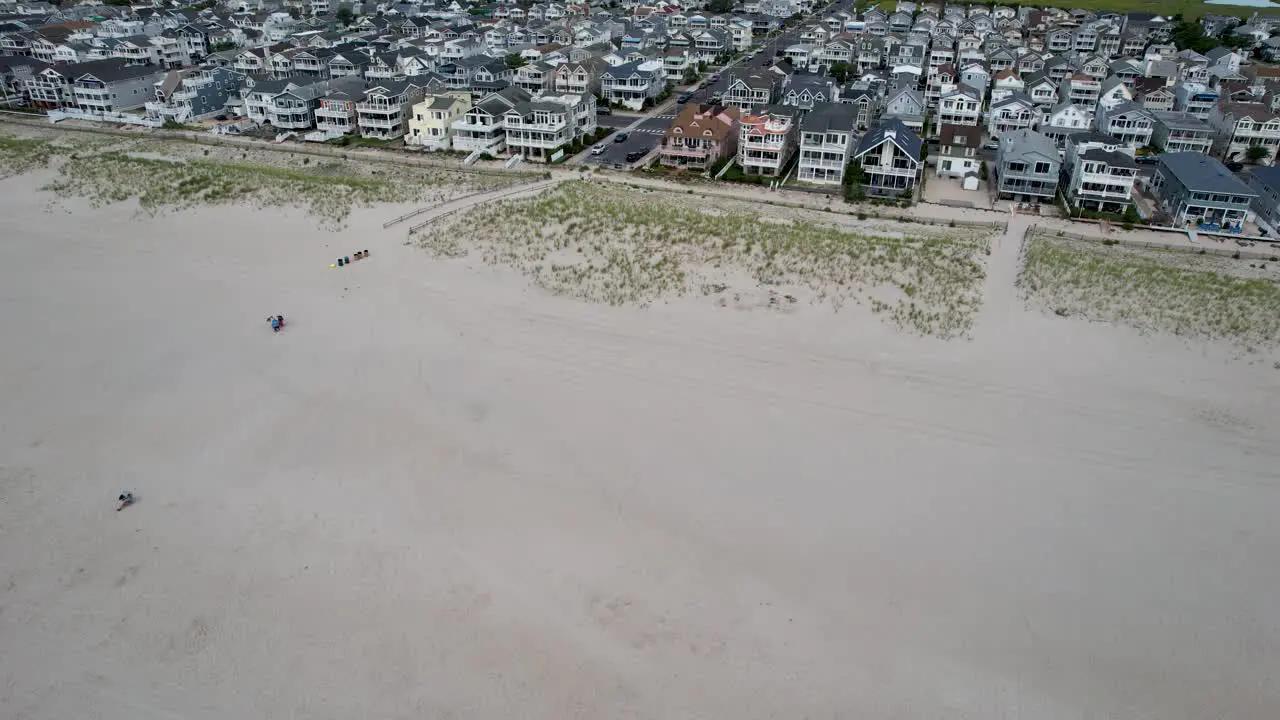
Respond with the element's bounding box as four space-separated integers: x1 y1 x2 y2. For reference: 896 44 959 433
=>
407 92 472 151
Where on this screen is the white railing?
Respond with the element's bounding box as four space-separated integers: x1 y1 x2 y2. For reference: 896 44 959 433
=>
48 108 162 127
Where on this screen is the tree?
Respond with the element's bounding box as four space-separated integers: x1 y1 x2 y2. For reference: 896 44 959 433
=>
1246 144 1271 164
828 61 852 83
707 0 733 11
843 161 866 202
504 53 527 69
287 6 301 19
1169 21 1218 54
335 6 354 26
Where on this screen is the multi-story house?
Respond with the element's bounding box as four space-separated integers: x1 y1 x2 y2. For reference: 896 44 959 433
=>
1094 102 1153 148
660 102 741 172
112 36 161 67
933 86 982 138
407 93 471 150
882 86 926 133
723 72 779 112
958 62 990 99
356 80 427 140
600 60 665 111
1174 82 1217 118
1149 152 1257 228
988 92 1038 138
925 62 957 106
851 118 923 197
1149 110 1215 154
995 128 1060 202
313 79 366 137
737 105 799 178
795 103 859 185
936 123 982 178
1209 102 1280 165
503 92 596 162
149 31 188 70
452 86 531 156
838 84 878 130
510 61 553 93
66 59 166 115
780 75 838 111
1097 76 1133 112
1038 100 1093 148
990 69 1024 104
144 67 242 123
1024 70 1058 108
1133 79 1176 112
1242 166 1280 230
553 59 605 96
264 78 334 131
1059 73 1101 111
1063 133 1138 214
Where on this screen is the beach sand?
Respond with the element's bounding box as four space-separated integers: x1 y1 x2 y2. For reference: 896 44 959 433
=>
1 170 1279 720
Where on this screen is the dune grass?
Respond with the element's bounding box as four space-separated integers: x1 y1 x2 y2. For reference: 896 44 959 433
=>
418 181 992 338
1020 234 1280 351
0 131 511 224
0 136 56 177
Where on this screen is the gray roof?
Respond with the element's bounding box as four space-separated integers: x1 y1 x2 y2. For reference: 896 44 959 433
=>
999 128 1058 163
1080 148 1136 168
1149 110 1211 132
854 118 922 160
1245 166 1280 193
800 102 859 132
1158 152 1257 196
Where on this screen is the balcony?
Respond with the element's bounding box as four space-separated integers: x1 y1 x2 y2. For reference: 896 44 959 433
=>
862 162 917 177
359 114 404 129
507 134 568 149
663 145 712 159
316 106 352 119
357 98 404 112
452 119 497 132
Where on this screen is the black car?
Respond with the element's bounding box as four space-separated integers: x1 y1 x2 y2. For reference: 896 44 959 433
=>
625 149 648 163
1135 155 1160 165
596 105 612 115
1226 161 1244 172
677 92 693 103
613 132 629 143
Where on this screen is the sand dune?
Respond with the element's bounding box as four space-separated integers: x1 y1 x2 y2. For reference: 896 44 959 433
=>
1 170 1279 720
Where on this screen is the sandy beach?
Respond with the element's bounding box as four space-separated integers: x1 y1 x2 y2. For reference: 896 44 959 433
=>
2 156 1279 720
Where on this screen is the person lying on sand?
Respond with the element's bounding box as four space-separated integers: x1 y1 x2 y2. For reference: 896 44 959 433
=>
117 492 135 511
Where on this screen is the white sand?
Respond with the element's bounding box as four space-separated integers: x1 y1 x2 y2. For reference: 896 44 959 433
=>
2 171 1279 720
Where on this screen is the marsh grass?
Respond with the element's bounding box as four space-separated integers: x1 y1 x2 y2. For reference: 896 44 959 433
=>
419 181 992 338
1020 234 1280 350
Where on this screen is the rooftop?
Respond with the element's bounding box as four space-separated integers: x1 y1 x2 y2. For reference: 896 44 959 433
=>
1158 152 1257 196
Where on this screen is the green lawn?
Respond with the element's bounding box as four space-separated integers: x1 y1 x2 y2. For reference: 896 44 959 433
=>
1019 0 1279 18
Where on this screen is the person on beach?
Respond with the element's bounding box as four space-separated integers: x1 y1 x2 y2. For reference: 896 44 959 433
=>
117 492 134 511
269 316 280 332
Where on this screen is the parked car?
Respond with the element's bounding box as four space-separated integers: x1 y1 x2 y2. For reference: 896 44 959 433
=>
677 92 693 103
591 144 607 156
625 149 648 163
613 132 629 143
1226 161 1244 172
596 105 612 115
1135 155 1160 165
983 139 1000 150
710 73 721 82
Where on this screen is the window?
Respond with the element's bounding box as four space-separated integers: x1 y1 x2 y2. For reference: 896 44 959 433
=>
1034 161 1051 174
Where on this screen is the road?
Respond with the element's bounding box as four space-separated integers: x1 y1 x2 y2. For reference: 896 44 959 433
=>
581 112 676 169
569 2 846 168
